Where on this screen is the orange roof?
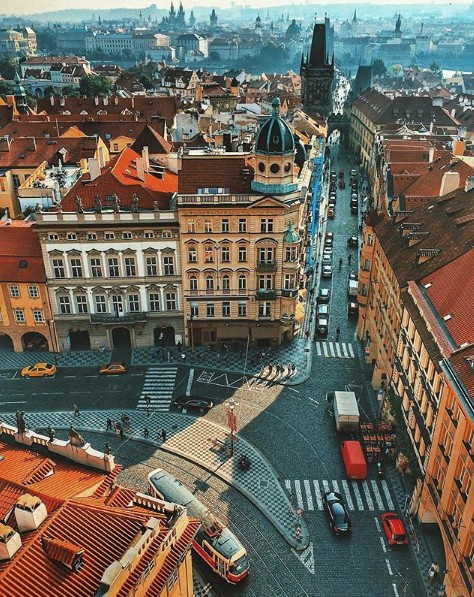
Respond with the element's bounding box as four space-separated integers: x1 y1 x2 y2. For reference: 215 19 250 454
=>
0 222 46 283
41 536 84 568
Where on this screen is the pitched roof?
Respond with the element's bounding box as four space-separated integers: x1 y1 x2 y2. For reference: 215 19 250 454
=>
130 124 171 154
0 137 100 169
446 345 474 400
177 153 254 194
0 222 45 282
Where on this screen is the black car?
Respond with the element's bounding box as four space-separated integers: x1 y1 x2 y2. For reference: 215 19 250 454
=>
323 491 352 535
347 235 358 247
174 396 214 412
317 288 331 304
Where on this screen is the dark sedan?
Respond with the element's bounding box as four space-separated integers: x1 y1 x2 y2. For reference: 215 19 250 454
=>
173 396 214 412
323 491 352 535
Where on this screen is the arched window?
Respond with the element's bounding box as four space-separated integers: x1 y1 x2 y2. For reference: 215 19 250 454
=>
222 275 230 291
206 276 214 291
190 276 198 291
238 275 247 291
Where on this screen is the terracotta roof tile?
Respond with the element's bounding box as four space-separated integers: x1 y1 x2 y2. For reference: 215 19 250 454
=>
0 137 100 169
41 536 84 569
178 154 254 194
446 345 474 399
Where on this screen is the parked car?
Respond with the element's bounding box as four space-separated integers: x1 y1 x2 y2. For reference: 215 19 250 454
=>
322 265 333 278
322 254 332 266
381 512 409 545
99 362 127 375
21 362 57 378
174 395 214 412
328 207 335 219
348 302 359 317
323 491 352 535
323 247 333 258
317 288 331 304
347 235 358 247
317 304 330 318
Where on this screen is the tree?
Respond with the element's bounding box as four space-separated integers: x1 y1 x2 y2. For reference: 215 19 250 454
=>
79 74 111 97
429 61 443 79
0 80 14 98
0 54 17 80
36 29 57 52
389 63 402 75
371 58 387 77
62 85 81 97
209 50 221 62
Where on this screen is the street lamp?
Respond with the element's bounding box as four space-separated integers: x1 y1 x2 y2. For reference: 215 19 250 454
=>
190 302 198 354
243 328 251 379
227 396 239 457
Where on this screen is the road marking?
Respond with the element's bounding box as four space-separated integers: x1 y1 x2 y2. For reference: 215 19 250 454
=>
379 536 387 553
291 542 315 575
385 558 393 576
85 375 97 378
303 480 313 511
64 375 76 378
322 479 330 493
316 343 322 356
392 583 399 597
322 343 328 357
328 342 335 356
361 481 374 510
285 479 292 495
341 344 348 357
313 480 323 510
351 480 364 510
335 343 342 358
130 373 143 377
0 400 27 405
294 480 304 509
374 516 382 532
186 368 194 396
287 387 299 393
341 480 354 510
381 480 395 510
348 344 355 357
371 480 384 510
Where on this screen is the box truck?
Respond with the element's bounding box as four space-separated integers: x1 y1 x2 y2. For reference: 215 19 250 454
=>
341 440 367 480
333 391 360 432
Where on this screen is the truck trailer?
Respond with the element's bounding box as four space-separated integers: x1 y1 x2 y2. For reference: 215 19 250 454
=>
341 440 367 480
333 391 360 432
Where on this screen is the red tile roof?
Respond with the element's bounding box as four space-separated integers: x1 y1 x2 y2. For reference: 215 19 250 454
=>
61 147 177 211
178 154 254 194
0 222 45 283
41 536 84 568
447 345 474 399
422 248 474 347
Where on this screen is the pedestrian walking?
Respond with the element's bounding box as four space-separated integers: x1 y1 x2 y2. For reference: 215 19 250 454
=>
119 427 124 441
167 350 171 363
106 418 112 431
336 327 341 342
161 429 167 442
103 442 110 455
144 427 149 439
338 257 343 270
181 352 186 362
305 330 310 340
348 253 352 265
428 562 439 581
73 404 80 417
145 395 151 407
177 341 182 352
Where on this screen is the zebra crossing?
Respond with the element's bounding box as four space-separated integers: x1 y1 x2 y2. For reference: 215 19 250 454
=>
137 366 178 411
285 478 395 512
315 341 355 359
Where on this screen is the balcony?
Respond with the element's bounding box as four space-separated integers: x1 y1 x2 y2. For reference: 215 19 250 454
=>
281 288 298 298
257 261 277 273
90 312 148 325
256 289 277 300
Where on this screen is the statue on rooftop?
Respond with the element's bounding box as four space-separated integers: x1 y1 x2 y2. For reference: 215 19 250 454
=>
15 410 26 434
94 195 102 213
74 195 84 214
131 193 139 213
112 194 120 213
153 200 159 212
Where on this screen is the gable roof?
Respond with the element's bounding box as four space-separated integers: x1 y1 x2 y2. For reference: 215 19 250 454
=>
0 222 45 282
177 153 254 195
130 124 171 155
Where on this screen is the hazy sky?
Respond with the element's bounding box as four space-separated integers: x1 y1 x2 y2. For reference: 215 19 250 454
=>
0 0 471 16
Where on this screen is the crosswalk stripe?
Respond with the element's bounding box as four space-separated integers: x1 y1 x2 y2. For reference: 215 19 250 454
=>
341 480 354 510
351 480 364 510
313 480 323 510
322 343 328 357
316 343 322 356
335 344 342 358
348 344 355 357
322 480 330 493
341 343 348 357
329 342 335 357
371 480 385 510
332 480 340 493
304 480 314 511
361 481 374 510
381 480 394 510
138 366 178 411
285 479 292 494
294 480 304 509
315 342 356 359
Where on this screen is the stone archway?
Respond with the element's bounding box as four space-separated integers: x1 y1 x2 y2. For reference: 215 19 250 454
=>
69 329 91 351
112 327 131 348
154 326 175 347
21 332 49 351
0 333 14 351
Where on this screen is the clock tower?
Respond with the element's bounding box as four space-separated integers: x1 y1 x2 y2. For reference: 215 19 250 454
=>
300 17 335 118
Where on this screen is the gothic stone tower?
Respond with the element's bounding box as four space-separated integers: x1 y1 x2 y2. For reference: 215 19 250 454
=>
300 17 335 118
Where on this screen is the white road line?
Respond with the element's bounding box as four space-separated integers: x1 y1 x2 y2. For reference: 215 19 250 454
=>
335 343 342 358
328 342 335 357
351 481 364 510
64 375 76 378
313 480 323 510
374 516 382 532
381 480 395 510
371 480 385 510
341 344 348 357
285 480 292 494
348 344 355 358
332 480 340 493
385 558 393 576
341 480 354 510
379 536 387 553
362 481 374 510
392 583 399 597
303 480 314 511
322 479 330 493
322 343 329 357
316 343 322 356
186 368 194 396
294 480 304 509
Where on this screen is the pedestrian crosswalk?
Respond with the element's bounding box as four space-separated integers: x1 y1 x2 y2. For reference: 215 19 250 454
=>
315 341 355 359
137 366 177 411
285 479 395 512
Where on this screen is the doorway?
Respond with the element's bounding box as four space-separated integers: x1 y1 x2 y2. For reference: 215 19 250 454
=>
112 327 131 348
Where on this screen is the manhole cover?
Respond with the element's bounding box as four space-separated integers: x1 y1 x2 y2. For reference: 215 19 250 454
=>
260 480 269 488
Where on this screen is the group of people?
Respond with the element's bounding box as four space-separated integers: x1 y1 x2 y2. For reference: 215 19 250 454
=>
264 363 296 377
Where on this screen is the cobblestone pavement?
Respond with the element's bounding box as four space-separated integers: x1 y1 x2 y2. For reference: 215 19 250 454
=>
0 349 112 369
0 409 309 551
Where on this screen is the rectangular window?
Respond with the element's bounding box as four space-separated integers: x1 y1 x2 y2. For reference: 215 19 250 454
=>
58 296 71 314
76 295 88 314
146 256 157 276
86 232 97 241
124 257 136 276
52 259 65 278
128 294 140 312
48 233 59 241
66 233 76 241
259 247 274 262
204 220 213 233
221 245 230 262
113 143 119 151
258 302 271 317
14 309 25 323
285 246 297 261
238 245 247 262
90 258 102 277
188 246 197 263
206 303 215 317
105 232 115 240
12 174 21 189
187 220 195 233
163 256 175 275
108 257 120 277
27 285 38 298
260 218 274 233
33 309 43 323
221 219 230 232
191 304 199 318
112 295 123 315
70 258 83 278
9 285 20 298
95 295 107 313
122 231 132 240
205 245 214 263
149 293 160 311
144 230 154 239
238 218 247 232
166 293 177 311
284 274 296 289
363 259 371 271
238 302 247 317
258 275 273 290
222 302 231 317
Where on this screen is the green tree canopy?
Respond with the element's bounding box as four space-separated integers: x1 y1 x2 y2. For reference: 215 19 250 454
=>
372 58 387 77
79 74 111 97
0 54 17 80
429 62 443 79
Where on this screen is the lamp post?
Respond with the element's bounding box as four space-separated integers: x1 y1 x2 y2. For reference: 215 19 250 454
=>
243 327 251 379
227 396 239 457
189 302 198 354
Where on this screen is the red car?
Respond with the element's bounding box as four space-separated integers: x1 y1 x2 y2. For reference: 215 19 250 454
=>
381 512 409 545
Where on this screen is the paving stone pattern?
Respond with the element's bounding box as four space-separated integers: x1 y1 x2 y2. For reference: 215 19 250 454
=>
0 349 112 369
1 409 309 552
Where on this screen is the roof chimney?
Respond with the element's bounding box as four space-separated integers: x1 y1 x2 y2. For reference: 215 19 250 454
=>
50 95 55 106
142 146 149 173
15 494 48 532
465 175 474 193
439 171 460 197
428 146 434 162
136 157 145 181
0 524 22 561
88 157 101 182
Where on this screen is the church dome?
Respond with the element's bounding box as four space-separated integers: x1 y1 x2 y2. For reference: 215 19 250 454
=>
286 19 301 40
255 98 295 156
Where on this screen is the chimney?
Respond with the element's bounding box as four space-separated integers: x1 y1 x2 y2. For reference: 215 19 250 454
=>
439 171 460 197
428 146 434 162
0 136 12 152
88 157 101 182
94 96 99 106
50 95 55 106
0 524 22 561
465 175 474 193
452 139 465 156
142 146 149 173
15 494 48 532
136 157 145 181
103 96 108 106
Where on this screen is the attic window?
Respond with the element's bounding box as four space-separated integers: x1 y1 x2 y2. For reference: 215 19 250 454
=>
443 314 452 321
423 282 432 289
19 260 27 269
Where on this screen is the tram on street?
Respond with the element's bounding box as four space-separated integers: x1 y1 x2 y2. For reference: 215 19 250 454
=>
148 468 250 583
